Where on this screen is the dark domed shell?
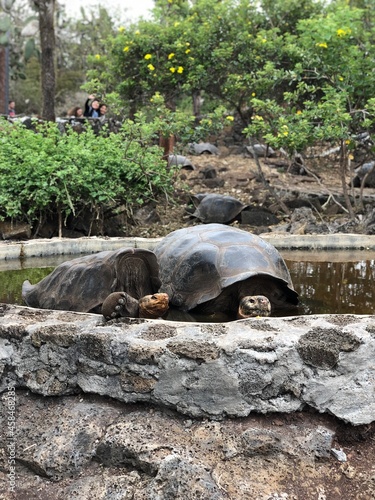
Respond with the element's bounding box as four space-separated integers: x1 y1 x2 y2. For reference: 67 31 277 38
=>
189 142 220 155
168 154 195 170
154 223 297 311
191 193 247 224
22 248 160 313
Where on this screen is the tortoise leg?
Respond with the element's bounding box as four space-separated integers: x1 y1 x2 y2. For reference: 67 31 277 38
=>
102 292 139 320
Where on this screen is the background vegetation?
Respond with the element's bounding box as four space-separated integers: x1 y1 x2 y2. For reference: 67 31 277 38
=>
1 0 375 235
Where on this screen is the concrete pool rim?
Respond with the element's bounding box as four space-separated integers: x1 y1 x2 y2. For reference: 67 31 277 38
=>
1 232 375 261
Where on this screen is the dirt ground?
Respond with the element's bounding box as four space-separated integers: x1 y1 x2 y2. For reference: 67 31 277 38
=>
125 143 375 239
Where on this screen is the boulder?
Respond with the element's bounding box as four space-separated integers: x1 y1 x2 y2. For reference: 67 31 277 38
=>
0 304 374 425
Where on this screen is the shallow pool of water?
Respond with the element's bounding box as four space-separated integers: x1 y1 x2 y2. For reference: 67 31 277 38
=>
1 250 374 316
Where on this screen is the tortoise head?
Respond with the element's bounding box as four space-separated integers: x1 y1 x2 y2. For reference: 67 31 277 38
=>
139 293 169 319
237 295 271 319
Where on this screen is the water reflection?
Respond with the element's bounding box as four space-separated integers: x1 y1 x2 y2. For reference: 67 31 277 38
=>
0 251 374 316
285 255 375 316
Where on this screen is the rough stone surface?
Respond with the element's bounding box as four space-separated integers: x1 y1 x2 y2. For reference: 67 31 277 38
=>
0 305 374 425
1 305 375 498
1 391 375 499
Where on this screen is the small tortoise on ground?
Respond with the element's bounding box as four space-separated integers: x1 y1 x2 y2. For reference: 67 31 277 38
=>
22 248 169 319
190 193 248 224
153 223 299 319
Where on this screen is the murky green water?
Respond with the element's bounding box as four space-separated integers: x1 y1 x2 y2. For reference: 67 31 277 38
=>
287 261 374 315
1 251 374 316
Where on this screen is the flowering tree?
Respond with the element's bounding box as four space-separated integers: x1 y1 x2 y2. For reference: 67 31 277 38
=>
83 0 267 121
244 3 375 217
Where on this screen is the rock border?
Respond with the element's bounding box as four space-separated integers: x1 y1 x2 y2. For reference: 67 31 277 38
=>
1 305 374 425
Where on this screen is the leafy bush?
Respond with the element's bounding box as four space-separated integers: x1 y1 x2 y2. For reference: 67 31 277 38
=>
0 118 176 235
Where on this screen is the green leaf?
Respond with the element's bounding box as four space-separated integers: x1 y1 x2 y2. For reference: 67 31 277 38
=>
24 38 36 62
0 33 8 45
0 15 11 33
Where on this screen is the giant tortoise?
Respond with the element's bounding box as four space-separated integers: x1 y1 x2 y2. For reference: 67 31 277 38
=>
190 193 248 224
22 248 169 319
153 224 299 319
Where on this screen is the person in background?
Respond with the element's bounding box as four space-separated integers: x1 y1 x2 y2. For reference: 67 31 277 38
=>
99 103 108 117
8 100 16 117
84 94 100 117
67 106 84 118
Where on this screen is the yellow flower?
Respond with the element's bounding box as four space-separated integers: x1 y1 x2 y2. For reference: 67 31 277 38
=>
251 92 256 97
345 140 351 145
185 49 191 54
316 42 328 49
348 153 354 160
147 64 155 71
144 54 152 60
226 116 234 121
296 110 302 115
94 54 101 60
169 67 176 73
280 125 289 136
135 30 140 35
337 28 351 37
174 21 180 27
185 42 190 46
254 115 263 121
123 46 130 52
168 53 175 60
338 76 344 81
177 66 184 73
118 26 125 33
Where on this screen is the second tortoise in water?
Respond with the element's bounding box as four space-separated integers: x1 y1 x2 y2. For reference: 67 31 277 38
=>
153 224 299 319
22 248 169 319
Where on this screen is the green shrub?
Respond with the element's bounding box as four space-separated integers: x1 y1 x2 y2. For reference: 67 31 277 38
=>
0 118 176 235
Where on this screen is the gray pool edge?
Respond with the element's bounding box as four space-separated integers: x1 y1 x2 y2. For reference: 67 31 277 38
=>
1 232 375 261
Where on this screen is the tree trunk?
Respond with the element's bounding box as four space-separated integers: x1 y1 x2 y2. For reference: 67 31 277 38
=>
34 0 56 121
339 139 355 220
159 134 175 161
0 46 8 114
192 90 203 119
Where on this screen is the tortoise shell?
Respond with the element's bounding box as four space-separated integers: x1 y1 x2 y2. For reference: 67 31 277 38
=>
191 193 247 224
153 223 298 313
22 248 160 313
